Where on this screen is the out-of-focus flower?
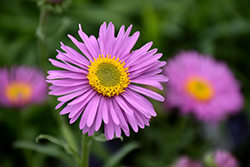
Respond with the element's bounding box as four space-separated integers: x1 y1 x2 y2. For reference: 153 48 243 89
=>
164 51 243 123
172 156 203 167
0 66 47 108
47 22 168 140
204 150 239 167
214 150 239 167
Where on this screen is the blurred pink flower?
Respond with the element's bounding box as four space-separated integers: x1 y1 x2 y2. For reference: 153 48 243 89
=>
214 150 239 167
47 22 168 140
164 51 243 123
0 66 47 108
173 156 203 167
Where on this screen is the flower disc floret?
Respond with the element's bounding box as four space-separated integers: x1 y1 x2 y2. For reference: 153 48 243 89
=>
5 82 32 105
87 54 130 97
186 77 214 101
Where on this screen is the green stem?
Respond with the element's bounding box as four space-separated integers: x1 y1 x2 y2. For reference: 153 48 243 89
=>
48 99 78 152
16 110 32 167
37 8 49 70
37 4 78 158
80 133 92 167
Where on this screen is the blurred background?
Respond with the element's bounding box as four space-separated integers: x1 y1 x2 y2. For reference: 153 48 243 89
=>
1 0 250 166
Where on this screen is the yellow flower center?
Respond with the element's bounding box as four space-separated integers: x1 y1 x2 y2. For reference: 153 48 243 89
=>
87 55 130 97
5 82 32 105
185 77 214 101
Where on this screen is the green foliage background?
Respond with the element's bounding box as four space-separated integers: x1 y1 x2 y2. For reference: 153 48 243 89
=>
0 0 250 167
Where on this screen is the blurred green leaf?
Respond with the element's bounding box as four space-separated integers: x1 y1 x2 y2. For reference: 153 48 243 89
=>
13 140 75 166
36 134 80 164
104 141 141 167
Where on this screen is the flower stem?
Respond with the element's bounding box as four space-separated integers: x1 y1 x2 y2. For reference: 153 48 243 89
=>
80 133 92 167
37 8 49 70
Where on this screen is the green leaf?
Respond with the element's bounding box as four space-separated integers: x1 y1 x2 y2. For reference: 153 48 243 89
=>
104 141 141 167
35 134 80 164
92 132 123 142
13 140 75 167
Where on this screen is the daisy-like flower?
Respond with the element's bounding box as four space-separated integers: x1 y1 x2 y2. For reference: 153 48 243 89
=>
172 156 203 167
164 51 243 123
0 66 47 108
213 150 239 167
47 22 168 140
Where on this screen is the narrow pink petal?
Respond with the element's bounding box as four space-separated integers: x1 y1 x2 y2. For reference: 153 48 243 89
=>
49 59 86 73
57 88 87 102
79 94 98 129
129 84 164 102
104 119 114 140
115 25 133 58
49 85 87 96
60 104 75 115
47 70 87 80
88 124 96 136
129 48 158 67
112 25 125 56
69 110 82 124
68 88 95 105
87 95 101 127
95 96 104 131
114 95 134 115
89 35 100 59
114 125 121 137
125 89 155 115
131 79 163 90
125 111 139 132
129 53 162 73
122 91 152 118
109 98 120 125
134 111 146 129
134 74 169 82
78 24 97 61
125 42 153 66
55 101 66 109
57 48 87 69
60 42 90 67
129 61 167 79
98 22 107 55
46 79 88 87
102 97 109 124
82 125 88 134
67 34 93 61
112 98 130 135
98 22 115 56
118 31 140 60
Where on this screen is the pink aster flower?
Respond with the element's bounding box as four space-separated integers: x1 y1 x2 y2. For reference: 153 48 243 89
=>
46 22 168 140
0 66 47 108
173 156 203 167
214 150 239 167
164 51 243 123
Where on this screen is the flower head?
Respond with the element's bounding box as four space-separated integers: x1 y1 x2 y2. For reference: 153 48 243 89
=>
0 66 47 108
214 150 239 167
164 51 243 123
47 22 168 140
204 150 239 167
172 156 203 167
